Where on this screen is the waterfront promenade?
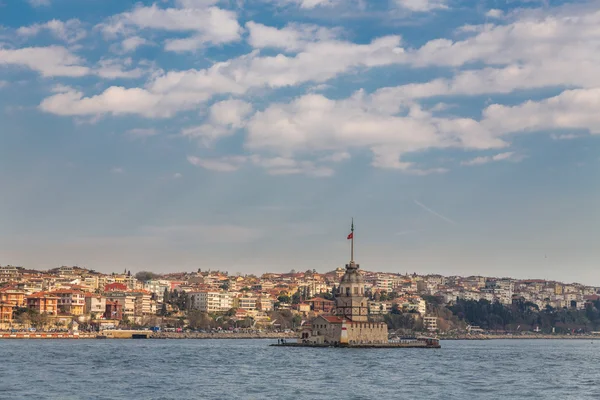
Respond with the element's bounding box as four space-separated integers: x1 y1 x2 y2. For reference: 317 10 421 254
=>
0 330 298 339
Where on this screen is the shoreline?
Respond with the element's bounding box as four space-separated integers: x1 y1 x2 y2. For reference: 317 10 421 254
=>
442 335 600 340
0 331 298 340
2 332 600 341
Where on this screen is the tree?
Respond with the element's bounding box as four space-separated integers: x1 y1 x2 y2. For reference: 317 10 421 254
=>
278 295 291 304
135 271 159 282
188 310 211 330
291 292 302 304
160 302 168 316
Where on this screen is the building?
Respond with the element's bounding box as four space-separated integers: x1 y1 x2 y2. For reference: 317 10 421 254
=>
130 291 156 316
306 297 335 314
0 302 14 327
104 300 123 320
302 223 388 345
0 265 21 282
0 288 26 307
26 292 59 315
423 316 438 332
52 290 86 315
105 293 136 320
237 295 257 312
85 293 107 316
190 291 232 313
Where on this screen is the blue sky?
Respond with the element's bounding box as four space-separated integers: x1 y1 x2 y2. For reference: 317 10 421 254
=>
1 0 599 283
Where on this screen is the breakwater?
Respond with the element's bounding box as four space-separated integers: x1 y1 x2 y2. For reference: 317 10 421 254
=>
0 331 298 339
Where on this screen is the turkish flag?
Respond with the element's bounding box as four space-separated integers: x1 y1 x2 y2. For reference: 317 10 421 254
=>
347 232 353 240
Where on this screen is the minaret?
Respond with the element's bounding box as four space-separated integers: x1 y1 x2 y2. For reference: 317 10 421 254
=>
335 219 368 322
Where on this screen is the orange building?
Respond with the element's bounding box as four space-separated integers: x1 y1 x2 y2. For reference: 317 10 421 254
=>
51 289 86 315
0 288 26 307
26 292 59 315
0 302 14 325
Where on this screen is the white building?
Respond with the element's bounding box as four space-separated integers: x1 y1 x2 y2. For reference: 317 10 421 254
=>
190 291 232 313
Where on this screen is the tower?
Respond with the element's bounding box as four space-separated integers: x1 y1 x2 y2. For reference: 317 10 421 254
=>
335 219 368 322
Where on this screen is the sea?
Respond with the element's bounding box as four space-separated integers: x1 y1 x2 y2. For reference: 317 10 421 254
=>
1 339 599 399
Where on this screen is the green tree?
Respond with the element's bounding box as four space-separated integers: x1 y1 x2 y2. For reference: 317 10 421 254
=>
160 302 168 316
278 295 291 304
135 271 159 282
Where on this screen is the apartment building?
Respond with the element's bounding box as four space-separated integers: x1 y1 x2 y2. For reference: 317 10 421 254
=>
85 293 107 316
0 288 26 307
105 293 136 320
26 292 59 315
190 291 232 313
52 290 86 315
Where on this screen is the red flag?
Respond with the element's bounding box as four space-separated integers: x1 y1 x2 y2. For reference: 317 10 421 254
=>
347 232 353 240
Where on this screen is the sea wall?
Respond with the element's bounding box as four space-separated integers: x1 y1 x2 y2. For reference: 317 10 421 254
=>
153 331 297 339
0 331 298 339
442 334 600 340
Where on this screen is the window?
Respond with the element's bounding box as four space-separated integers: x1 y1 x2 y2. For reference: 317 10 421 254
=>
353 287 358 295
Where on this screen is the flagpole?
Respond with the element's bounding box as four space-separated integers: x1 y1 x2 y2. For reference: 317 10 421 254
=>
351 218 354 263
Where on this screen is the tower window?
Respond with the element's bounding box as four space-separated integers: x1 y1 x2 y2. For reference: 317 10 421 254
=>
353 287 358 295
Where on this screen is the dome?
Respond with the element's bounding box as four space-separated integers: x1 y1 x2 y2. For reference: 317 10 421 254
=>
340 270 364 284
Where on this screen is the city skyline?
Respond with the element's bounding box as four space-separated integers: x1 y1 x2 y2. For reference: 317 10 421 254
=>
1 0 599 283
1 263 598 288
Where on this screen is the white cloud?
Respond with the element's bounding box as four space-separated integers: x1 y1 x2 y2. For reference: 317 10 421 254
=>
181 99 253 144
270 0 337 9
187 155 246 172
486 9 504 19
121 36 150 52
99 4 242 52
0 46 89 77
175 0 220 7
0 80 7 89
246 22 341 52
209 99 253 128
173 172 183 179
483 88 600 135
246 92 506 171
39 34 406 118
110 167 124 173
461 152 519 166
40 87 166 117
95 57 145 79
17 19 86 43
395 0 448 12
412 8 600 68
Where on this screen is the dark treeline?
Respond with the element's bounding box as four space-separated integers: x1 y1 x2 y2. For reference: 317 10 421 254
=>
447 298 600 333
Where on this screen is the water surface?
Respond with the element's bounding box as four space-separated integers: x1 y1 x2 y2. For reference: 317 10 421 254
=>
1 339 599 399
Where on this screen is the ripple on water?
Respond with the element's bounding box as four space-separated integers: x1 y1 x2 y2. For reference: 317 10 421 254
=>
1 339 600 399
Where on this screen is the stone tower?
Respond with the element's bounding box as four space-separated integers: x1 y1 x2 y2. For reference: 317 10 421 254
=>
334 219 368 322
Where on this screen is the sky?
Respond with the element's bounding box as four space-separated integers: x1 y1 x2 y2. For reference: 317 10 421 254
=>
0 0 599 283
